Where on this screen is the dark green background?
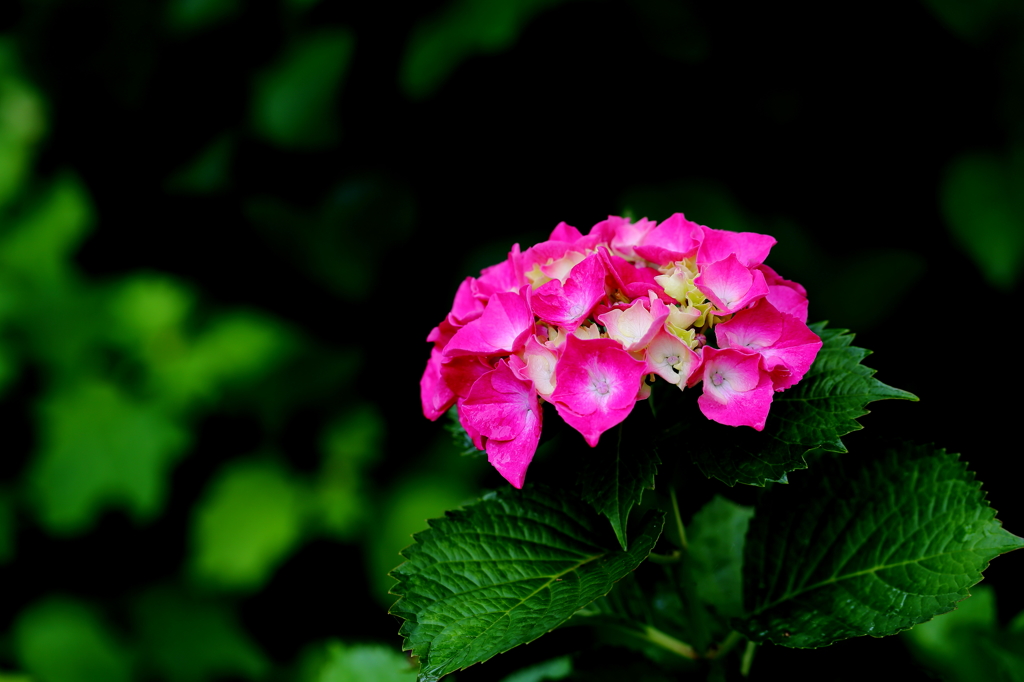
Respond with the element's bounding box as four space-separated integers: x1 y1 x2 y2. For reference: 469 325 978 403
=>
1 0 1022 679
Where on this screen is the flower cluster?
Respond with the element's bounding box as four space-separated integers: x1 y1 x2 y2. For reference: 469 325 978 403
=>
420 215 822 488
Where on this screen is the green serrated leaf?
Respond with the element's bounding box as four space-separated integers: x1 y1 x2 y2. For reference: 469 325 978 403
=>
579 426 660 550
389 486 664 681
688 322 917 486
736 443 1024 648
687 496 754 619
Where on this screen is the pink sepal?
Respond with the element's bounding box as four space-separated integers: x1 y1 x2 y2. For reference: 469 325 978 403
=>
420 347 457 420
550 335 647 446
715 300 822 391
532 253 608 330
444 291 534 357
694 254 769 313
633 213 704 265
460 359 543 488
696 225 776 268
695 347 775 430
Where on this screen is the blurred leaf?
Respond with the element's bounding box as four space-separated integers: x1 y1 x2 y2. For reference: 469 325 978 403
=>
921 0 1008 42
316 641 416 682
165 134 234 194
315 403 385 539
132 586 270 682
500 656 573 682
0 39 46 210
686 496 753 620
252 29 355 148
190 457 308 590
400 0 567 99
28 379 189 534
366 443 478 605
0 173 92 289
904 584 1024 682
165 0 240 33
942 152 1024 290
107 273 194 344
246 175 415 302
153 312 298 409
13 597 132 682
816 248 925 331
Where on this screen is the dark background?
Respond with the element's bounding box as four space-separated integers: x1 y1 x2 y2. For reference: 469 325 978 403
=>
0 0 1022 679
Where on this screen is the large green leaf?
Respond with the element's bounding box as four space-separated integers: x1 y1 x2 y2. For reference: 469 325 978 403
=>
688 322 917 486
687 495 754 620
389 487 664 681
737 444 1024 648
578 425 660 550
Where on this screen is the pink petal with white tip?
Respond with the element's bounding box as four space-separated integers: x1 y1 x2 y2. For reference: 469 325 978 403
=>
645 329 700 385
598 292 669 351
694 347 775 430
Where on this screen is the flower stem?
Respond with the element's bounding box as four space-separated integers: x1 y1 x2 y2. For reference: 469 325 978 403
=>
740 640 757 677
669 486 688 551
641 625 699 660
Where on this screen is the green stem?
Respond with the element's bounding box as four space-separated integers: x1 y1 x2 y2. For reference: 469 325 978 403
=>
647 550 681 564
706 630 744 659
669 486 689 551
641 625 699 660
740 640 757 677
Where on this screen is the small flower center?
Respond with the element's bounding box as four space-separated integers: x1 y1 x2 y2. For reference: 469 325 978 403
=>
594 378 611 395
711 371 725 387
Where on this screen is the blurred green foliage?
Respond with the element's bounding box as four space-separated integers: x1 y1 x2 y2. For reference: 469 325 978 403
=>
252 29 355 149
903 586 1024 681
400 0 570 98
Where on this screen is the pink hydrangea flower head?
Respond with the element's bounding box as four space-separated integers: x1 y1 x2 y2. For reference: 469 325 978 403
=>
421 212 818 481
550 335 648 446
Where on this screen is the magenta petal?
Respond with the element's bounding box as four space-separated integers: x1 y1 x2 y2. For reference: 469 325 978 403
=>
694 254 769 313
633 213 704 264
459 360 542 488
550 336 647 446
696 348 774 430
420 347 456 420
444 291 533 357
716 300 822 391
696 226 776 267
531 253 608 330
549 221 584 243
